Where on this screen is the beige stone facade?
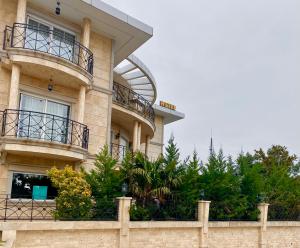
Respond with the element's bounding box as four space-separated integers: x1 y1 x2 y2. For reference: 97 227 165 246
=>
0 0 183 200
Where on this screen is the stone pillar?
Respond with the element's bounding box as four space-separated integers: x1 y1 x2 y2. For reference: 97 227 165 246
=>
16 0 27 23
137 122 142 150
8 64 21 109
258 203 269 248
1 230 16 247
81 18 91 48
77 85 86 123
145 135 150 156
80 18 91 70
198 200 211 248
132 121 139 152
117 197 132 248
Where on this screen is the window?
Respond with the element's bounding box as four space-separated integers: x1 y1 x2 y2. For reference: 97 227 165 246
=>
25 17 76 62
19 93 70 143
11 172 57 199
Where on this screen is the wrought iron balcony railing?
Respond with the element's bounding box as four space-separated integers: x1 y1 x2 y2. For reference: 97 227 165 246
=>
0 109 89 149
110 143 131 161
113 82 155 126
3 23 94 74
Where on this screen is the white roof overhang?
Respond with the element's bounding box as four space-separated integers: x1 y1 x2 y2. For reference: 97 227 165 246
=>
153 104 185 125
114 54 157 104
28 0 153 65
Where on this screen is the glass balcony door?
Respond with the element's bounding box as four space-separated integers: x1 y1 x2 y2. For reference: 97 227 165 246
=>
19 94 45 139
19 94 70 143
119 136 128 161
25 18 76 62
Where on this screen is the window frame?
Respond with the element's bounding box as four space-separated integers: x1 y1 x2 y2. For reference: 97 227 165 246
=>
19 91 71 117
26 14 77 39
9 171 57 201
18 92 71 142
25 14 78 61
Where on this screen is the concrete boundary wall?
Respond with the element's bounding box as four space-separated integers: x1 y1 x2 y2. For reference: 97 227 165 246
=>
0 198 299 248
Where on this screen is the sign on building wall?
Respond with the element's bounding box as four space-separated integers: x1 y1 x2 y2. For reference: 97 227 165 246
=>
160 101 176 111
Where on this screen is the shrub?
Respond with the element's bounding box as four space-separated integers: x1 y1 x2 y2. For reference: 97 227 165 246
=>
48 166 92 220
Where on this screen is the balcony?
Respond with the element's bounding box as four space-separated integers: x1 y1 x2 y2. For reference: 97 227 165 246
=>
112 82 155 127
110 143 131 161
2 23 93 87
0 109 89 161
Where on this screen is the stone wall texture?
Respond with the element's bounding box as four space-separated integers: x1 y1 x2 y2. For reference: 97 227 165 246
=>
266 224 300 247
129 228 199 248
15 229 119 248
0 221 299 248
208 226 260 248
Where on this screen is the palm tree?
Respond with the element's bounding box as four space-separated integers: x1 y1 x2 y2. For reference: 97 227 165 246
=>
121 152 170 206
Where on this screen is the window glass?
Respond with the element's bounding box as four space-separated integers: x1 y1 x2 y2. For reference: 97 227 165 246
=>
45 100 70 143
26 19 50 52
19 94 45 139
11 172 57 199
26 17 75 62
52 27 75 61
19 94 70 143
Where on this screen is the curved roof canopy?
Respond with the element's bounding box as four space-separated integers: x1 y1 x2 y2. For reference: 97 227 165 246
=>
114 54 157 104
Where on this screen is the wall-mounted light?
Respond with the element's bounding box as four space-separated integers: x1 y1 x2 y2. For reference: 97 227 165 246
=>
115 133 120 140
48 77 53 91
48 84 53 92
55 1 61 15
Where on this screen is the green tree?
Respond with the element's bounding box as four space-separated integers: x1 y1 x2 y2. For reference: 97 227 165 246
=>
175 151 201 219
237 153 264 220
200 150 247 220
162 135 183 192
85 145 122 219
123 152 169 204
85 145 122 199
255 145 300 220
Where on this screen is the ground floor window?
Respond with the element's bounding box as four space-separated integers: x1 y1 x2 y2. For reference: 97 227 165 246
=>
11 172 57 200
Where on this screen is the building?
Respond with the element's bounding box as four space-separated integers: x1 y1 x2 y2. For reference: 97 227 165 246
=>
0 0 184 200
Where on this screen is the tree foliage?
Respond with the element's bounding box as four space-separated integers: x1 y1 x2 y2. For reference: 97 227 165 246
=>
254 145 300 220
48 166 92 219
48 137 300 221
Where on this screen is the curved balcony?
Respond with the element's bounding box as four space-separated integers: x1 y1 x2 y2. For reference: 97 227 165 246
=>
0 109 89 161
4 23 93 74
112 82 155 126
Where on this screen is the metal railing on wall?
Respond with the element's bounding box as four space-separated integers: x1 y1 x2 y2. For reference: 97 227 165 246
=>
268 204 300 221
112 82 155 127
0 193 298 222
0 195 118 221
3 23 94 74
0 109 89 149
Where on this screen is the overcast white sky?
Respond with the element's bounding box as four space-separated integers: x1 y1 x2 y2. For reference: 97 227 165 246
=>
104 0 300 161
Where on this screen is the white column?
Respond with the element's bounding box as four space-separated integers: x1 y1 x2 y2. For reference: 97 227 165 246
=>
117 197 132 248
258 203 269 248
16 0 27 23
145 135 150 156
198 200 211 248
8 64 21 109
77 86 86 123
81 18 91 48
137 122 142 150
132 121 139 152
